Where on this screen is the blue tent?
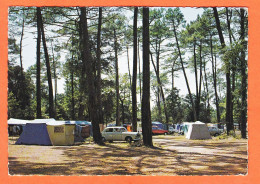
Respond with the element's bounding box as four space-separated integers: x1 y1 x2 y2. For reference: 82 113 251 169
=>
15 123 52 145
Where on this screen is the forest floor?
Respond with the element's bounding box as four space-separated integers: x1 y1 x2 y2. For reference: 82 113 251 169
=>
8 135 247 175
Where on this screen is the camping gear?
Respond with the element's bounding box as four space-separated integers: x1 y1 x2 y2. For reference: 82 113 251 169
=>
185 121 211 140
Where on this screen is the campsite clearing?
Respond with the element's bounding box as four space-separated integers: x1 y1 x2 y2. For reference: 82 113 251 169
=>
8 135 247 175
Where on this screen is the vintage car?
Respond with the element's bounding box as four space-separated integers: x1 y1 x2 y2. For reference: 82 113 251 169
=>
101 126 141 143
208 126 222 136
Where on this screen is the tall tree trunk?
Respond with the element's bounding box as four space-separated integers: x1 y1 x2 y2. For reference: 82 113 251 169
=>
197 40 203 120
193 40 200 120
96 7 104 125
213 7 233 134
155 41 163 123
70 54 75 120
114 28 120 126
132 7 138 132
172 19 196 121
203 56 211 121
172 67 174 91
142 7 153 146
171 58 177 91
119 95 125 125
36 7 42 119
19 11 25 76
51 42 57 118
127 46 132 87
122 100 125 124
80 7 102 144
77 17 86 120
38 9 54 118
210 36 220 123
71 67 75 120
157 88 162 122
193 40 198 102
226 7 235 127
240 8 247 138
138 38 142 105
203 58 210 110
127 46 132 123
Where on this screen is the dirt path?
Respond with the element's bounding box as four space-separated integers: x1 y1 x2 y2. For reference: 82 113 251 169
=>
8 135 247 175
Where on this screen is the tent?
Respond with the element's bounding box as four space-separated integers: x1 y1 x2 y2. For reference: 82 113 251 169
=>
47 121 75 146
182 122 192 135
16 123 52 145
185 121 211 140
15 119 75 146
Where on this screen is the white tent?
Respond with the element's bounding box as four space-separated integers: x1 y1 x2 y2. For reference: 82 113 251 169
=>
186 121 211 140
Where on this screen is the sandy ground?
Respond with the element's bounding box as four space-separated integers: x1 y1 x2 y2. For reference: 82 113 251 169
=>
8 135 247 175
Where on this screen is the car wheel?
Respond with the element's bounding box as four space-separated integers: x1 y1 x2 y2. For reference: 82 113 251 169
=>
125 136 132 143
215 133 220 136
102 137 106 142
109 140 113 143
164 132 168 135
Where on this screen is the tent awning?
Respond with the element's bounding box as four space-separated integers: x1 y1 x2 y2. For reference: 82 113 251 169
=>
8 118 32 125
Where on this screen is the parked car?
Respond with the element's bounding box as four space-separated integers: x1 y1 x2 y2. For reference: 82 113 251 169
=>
101 126 141 143
208 126 222 136
152 126 169 135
